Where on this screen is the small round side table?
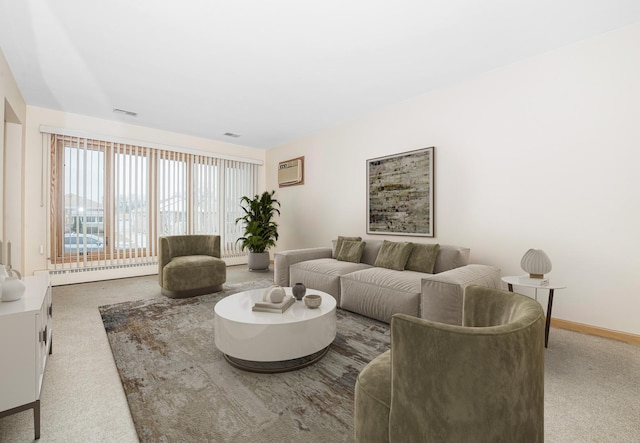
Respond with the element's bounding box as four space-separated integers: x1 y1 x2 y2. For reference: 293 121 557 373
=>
501 276 566 348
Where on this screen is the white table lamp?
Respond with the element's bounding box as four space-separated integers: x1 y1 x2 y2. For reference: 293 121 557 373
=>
520 248 552 279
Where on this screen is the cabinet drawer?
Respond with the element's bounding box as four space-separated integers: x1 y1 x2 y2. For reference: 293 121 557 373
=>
0 314 38 410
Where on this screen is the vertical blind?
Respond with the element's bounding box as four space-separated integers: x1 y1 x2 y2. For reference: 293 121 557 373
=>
49 134 258 270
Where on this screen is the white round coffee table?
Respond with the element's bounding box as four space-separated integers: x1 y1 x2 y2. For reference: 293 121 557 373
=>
214 287 337 372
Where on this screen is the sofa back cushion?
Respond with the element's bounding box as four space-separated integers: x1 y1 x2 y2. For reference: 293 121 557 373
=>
164 235 221 258
405 243 440 274
434 244 470 273
334 239 382 265
336 240 366 263
333 236 362 258
361 241 384 266
364 241 469 273
374 240 414 271
332 238 469 273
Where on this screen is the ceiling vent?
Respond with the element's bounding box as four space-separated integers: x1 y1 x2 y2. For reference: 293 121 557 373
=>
113 108 138 117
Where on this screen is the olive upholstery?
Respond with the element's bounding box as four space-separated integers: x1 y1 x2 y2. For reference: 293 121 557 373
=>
355 285 545 442
158 235 226 298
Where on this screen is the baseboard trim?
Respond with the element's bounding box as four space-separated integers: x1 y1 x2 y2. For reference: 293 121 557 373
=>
551 318 640 346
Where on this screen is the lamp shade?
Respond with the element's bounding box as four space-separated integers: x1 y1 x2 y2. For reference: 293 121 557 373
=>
520 249 552 279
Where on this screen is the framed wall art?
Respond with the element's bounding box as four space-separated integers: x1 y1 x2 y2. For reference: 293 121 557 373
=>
367 147 434 237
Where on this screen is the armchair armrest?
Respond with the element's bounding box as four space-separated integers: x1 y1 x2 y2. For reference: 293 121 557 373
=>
158 236 172 287
274 247 333 286
420 264 501 325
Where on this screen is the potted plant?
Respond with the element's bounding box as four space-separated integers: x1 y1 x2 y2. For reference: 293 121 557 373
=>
235 190 281 271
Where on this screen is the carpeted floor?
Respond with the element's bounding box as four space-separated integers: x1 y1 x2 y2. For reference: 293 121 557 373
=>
4 272 630 442
99 280 389 443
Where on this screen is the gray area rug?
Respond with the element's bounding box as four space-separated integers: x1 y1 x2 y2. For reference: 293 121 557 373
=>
99 280 389 443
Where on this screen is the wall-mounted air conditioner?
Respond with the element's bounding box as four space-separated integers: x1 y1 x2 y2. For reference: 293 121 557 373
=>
278 157 304 187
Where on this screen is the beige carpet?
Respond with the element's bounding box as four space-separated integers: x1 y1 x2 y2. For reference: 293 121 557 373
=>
544 328 640 441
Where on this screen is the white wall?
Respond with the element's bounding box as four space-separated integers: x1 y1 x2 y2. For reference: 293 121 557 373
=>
3 121 23 272
1 48 26 274
23 107 266 279
266 22 640 335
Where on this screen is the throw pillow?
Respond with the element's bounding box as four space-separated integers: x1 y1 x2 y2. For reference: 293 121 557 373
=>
405 243 440 274
334 236 362 258
374 240 414 271
336 240 366 263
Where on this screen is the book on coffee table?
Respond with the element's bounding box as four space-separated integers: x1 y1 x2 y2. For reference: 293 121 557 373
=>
252 295 295 313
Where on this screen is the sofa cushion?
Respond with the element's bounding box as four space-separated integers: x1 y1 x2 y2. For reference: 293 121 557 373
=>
336 240 366 263
290 258 372 303
340 267 425 323
434 245 471 273
162 255 226 292
334 236 362 258
361 240 384 266
374 240 414 271
406 243 440 274
345 267 425 294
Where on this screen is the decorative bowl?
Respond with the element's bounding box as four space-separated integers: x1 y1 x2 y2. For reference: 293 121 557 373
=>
303 294 322 309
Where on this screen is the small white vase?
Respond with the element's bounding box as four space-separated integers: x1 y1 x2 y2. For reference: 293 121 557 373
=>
0 265 10 301
1 276 26 302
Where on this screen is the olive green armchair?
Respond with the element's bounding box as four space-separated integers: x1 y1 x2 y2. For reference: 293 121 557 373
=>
355 285 545 442
158 235 226 298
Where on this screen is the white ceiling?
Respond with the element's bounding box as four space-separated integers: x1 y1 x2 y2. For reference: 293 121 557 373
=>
2 1 640 149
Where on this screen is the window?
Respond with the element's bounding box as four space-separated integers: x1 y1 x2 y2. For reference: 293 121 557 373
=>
49 134 258 269
63 234 103 253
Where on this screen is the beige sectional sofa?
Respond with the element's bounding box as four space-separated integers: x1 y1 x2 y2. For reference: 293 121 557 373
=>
274 238 501 324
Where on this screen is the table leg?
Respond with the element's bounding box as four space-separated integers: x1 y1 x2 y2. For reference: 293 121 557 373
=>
0 400 40 439
545 289 554 348
34 400 40 440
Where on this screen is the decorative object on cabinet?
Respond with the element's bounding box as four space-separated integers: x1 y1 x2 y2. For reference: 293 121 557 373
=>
0 274 52 440
0 264 10 300
367 147 434 237
1 274 26 302
0 266 26 302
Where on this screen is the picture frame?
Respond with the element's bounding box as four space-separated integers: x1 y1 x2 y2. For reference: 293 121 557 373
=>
367 147 434 237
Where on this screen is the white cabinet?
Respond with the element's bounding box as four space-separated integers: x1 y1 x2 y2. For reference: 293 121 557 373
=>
0 274 52 440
